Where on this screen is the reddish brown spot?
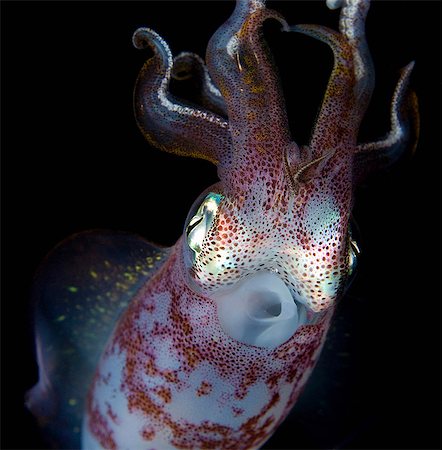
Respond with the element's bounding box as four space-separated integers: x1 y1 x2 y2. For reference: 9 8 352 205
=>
105 402 120 425
232 406 244 417
141 425 156 441
87 385 117 450
164 370 179 384
155 386 172 404
196 381 213 397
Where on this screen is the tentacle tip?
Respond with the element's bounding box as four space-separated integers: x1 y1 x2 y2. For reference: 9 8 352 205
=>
277 17 290 33
326 0 345 10
403 60 416 73
132 27 157 50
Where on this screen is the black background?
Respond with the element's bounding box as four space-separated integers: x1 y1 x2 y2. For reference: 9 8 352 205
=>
1 1 440 449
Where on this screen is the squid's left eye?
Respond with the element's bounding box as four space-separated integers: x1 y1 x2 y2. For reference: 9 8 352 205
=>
185 192 224 256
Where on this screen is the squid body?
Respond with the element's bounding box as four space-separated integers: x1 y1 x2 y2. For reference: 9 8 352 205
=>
26 0 418 448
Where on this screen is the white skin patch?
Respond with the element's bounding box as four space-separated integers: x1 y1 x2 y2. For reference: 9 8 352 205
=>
304 195 341 242
226 34 239 59
164 362 270 427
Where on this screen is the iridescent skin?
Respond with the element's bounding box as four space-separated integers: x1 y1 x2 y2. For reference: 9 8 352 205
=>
27 0 418 449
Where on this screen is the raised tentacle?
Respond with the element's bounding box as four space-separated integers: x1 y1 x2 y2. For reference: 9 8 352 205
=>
354 62 419 180
329 0 374 115
133 28 232 165
292 25 357 159
290 0 374 167
171 52 227 118
206 0 294 163
205 0 265 108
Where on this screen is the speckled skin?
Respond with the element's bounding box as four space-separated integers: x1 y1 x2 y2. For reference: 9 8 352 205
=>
28 0 418 448
84 241 333 449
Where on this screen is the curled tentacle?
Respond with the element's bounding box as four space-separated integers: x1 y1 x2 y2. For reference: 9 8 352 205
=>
171 52 227 118
133 28 232 165
354 62 419 180
206 0 293 166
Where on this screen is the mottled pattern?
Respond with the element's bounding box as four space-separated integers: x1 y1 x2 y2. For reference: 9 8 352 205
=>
85 242 333 449
27 0 418 449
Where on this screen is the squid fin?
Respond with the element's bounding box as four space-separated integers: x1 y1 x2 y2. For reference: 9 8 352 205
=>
25 230 170 449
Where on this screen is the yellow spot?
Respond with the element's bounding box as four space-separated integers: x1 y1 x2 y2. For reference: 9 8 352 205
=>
246 111 257 121
124 272 135 281
115 281 128 291
68 398 77 406
67 286 78 293
135 265 142 272
251 84 264 94
104 260 111 267
90 270 98 279
155 254 162 261
56 315 66 322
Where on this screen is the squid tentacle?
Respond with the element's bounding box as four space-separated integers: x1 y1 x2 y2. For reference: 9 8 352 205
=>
332 0 375 113
235 8 291 138
354 62 419 179
133 28 232 165
291 0 374 164
292 24 356 159
206 0 265 103
171 52 227 118
206 0 294 164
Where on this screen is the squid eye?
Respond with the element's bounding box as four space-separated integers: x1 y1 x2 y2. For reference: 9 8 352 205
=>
185 192 224 256
347 219 361 276
348 236 360 275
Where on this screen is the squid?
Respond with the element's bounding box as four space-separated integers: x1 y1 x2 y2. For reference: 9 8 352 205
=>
26 0 418 448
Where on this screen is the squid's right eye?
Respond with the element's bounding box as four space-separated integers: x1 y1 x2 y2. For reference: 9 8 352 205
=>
185 192 224 257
